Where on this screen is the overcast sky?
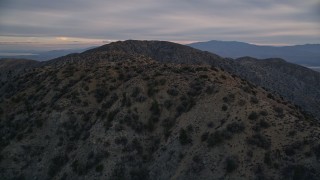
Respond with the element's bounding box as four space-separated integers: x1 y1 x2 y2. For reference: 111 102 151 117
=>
0 0 319 51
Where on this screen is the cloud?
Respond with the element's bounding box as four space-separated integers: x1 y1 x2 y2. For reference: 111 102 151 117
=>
0 0 319 50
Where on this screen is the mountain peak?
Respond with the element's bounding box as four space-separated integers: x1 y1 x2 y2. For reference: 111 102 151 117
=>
82 40 223 65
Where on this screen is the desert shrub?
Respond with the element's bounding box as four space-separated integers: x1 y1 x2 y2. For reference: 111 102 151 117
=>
150 100 160 116
136 94 147 102
260 110 268 116
115 124 125 132
121 93 131 107
225 156 239 173
48 154 69 177
96 109 107 119
207 130 231 147
199 74 208 79
159 78 166 85
205 85 215 94
146 116 158 132
285 146 295 156
163 129 172 141
83 85 89 91
147 80 159 97
130 138 143 155
222 97 228 103
312 144 320 160
149 137 161 153
95 88 109 103
210 66 218 71
130 166 149 180
250 97 259 104
122 113 143 133
85 151 105 172
223 94 235 104
187 124 193 132
104 121 113 131
196 67 208 71
187 80 204 97
247 134 271 149
227 122 245 133
115 136 128 146
164 100 173 110
118 72 125 81
162 118 175 130
259 119 270 128
264 151 272 166
182 66 195 72
273 106 283 113
201 132 209 142
111 163 126 180
282 165 316 180
167 88 179 96
238 99 246 106
274 106 284 118
176 96 195 116
222 105 228 111
179 128 192 145
131 87 141 98
248 111 259 120
107 109 119 122
191 155 204 173
285 141 304 156
207 122 214 128
288 130 296 137
267 93 274 99
102 93 118 109
162 118 176 139
95 164 104 172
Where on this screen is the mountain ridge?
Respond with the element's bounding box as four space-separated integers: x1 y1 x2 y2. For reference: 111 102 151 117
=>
188 40 320 66
2 40 319 120
1 47 320 179
80 40 320 121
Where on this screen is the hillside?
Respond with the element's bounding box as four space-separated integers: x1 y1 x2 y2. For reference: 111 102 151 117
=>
236 57 320 121
0 58 38 81
0 49 320 179
80 40 320 121
188 40 320 66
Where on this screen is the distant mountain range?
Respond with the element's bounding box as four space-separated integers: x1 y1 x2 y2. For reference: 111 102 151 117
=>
188 40 320 67
0 47 94 61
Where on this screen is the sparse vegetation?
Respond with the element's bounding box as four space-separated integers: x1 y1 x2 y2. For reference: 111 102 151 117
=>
179 128 192 145
248 111 259 120
227 122 245 133
225 156 239 173
1 41 319 180
48 154 69 177
247 133 271 149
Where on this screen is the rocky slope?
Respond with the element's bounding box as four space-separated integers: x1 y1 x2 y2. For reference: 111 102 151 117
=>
237 57 320 120
0 50 320 179
0 58 38 81
80 40 320 120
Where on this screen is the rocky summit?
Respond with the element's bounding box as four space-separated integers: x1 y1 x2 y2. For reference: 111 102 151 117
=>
0 41 320 180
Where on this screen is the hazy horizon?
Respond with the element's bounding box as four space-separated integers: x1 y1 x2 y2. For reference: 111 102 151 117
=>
1 0 319 52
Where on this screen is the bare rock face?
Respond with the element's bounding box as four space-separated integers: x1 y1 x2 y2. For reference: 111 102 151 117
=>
0 41 320 180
